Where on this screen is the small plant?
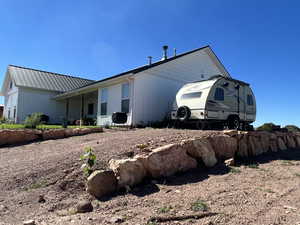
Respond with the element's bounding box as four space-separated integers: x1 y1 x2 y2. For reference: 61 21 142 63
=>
229 167 241 173
247 163 259 169
281 160 294 166
190 200 208 212
295 173 300 177
157 206 172 214
80 147 96 176
136 143 149 149
24 112 43 128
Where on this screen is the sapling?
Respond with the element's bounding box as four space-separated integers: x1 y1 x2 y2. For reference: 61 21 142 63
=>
80 147 96 177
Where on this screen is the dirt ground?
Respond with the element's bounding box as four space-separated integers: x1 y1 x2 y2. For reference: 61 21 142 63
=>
0 128 299 225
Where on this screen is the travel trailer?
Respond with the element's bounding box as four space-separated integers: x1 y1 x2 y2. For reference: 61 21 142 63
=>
171 75 256 130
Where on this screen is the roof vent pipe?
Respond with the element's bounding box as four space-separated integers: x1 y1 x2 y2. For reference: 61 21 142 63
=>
161 45 168 60
148 56 152 65
174 48 177 57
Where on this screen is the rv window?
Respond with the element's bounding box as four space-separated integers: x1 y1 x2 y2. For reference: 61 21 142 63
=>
100 103 107 115
214 88 224 101
121 99 130 113
247 95 254 105
181 92 202 99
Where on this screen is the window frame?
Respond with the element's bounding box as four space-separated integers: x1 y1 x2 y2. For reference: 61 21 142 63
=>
121 83 130 113
100 88 108 116
214 88 225 101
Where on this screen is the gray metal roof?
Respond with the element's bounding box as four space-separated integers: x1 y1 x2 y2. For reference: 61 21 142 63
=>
8 65 94 92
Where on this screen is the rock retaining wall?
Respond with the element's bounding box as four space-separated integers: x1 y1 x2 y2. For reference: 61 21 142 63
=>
87 131 300 198
0 127 103 146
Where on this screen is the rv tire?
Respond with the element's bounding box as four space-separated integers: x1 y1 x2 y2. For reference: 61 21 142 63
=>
228 116 240 130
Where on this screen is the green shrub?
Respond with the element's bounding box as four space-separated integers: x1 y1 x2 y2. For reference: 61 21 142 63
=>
24 113 43 129
80 147 96 177
256 123 276 131
190 200 208 212
0 117 7 124
284 125 300 132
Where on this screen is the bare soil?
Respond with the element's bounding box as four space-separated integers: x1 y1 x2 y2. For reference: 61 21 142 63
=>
0 128 299 225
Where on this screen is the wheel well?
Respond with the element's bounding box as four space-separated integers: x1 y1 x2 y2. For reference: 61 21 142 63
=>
227 114 240 121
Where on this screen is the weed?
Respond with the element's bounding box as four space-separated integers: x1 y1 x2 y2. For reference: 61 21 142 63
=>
229 167 241 173
295 173 300 177
136 143 149 149
25 180 48 191
281 160 294 166
80 147 96 177
264 189 275 193
24 112 43 129
247 163 259 169
147 222 158 225
191 200 208 212
157 206 172 214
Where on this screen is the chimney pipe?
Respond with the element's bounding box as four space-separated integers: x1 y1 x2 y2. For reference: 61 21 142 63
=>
162 45 168 60
174 48 177 57
148 56 152 65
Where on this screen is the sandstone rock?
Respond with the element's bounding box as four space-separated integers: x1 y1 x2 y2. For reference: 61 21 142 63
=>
258 132 271 153
225 158 235 166
223 130 238 137
23 220 36 225
76 200 93 213
0 129 39 146
295 136 300 148
236 135 249 157
64 128 79 137
277 138 287 150
185 138 217 167
42 129 65 140
286 135 296 149
144 144 197 178
207 134 237 160
109 157 147 188
86 170 117 198
77 128 91 135
269 133 278 152
110 216 124 223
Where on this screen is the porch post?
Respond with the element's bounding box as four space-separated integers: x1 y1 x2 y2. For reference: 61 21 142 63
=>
80 94 84 126
65 99 69 121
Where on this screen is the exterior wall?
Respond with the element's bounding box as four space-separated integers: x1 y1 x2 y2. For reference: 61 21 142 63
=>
17 87 65 124
132 73 183 125
3 81 19 122
0 106 3 118
131 50 224 125
97 80 133 126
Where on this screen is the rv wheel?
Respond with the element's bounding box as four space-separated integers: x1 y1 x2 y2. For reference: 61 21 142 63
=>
176 106 191 121
228 116 240 130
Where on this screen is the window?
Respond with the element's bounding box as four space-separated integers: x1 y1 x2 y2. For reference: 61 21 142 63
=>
8 108 10 118
181 92 202 99
247 94 254 105
88 103 94 115
214 88 224 101
121 83 130 113
9 81 13 89
13 107 16 119
100 88 108 115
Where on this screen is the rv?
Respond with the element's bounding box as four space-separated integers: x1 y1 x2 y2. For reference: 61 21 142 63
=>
171 75 256 130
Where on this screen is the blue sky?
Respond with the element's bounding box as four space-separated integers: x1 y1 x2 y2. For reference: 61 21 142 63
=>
0 0 299 127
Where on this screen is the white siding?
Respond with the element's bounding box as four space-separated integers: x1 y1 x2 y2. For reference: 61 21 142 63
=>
132 73 182 125
17 87 65 123
97 80 133 126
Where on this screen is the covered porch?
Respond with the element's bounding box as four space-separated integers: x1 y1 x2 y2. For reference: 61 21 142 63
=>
56 90 98 125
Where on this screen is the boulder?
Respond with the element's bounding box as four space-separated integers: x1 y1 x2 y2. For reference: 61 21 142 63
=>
64 128 79 137
0 129 39 146
295 136 300 148
109 156 147 188
42 129 65 140
269 133 278 152
207 134 237 160
225 158 235 166
236 135 249 157
77 128 92 135
286 135 296 149
184 138 217 167
144 144 197 178
86 170 117 198
258 132 271 153
277 138 287 150
76 200 93 213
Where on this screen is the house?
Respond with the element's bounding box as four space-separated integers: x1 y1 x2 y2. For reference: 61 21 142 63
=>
0 45 231 126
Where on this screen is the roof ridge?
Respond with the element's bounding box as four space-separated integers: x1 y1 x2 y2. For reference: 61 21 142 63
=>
8 64 95 82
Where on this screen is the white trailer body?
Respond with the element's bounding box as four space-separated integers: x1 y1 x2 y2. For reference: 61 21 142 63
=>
171 75 256 129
